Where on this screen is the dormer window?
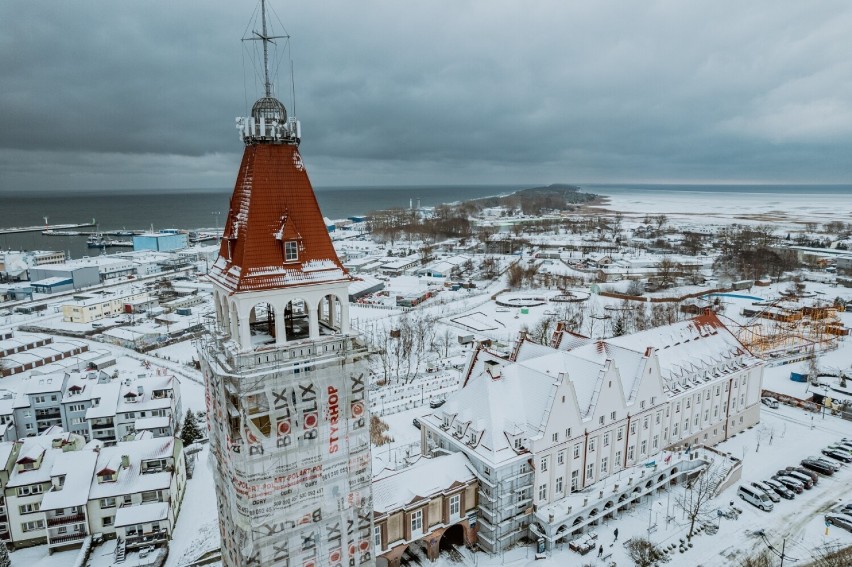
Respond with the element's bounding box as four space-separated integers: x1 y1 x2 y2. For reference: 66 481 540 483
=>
285 240 299 262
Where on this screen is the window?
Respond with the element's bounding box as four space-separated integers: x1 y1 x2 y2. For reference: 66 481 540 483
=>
514 437 523 450
704 410 709 422
611 411 616 420
640 400 646 410
601 457 608 475
374 525 382 549
410 509 423 534
449 494 460 517
599 416 604 425
713 405 719 418
586 463 594 481
675 403 681 413
615 450 622 466
71 417 85 425
705 391 710 400
643 417 649 430
694 416 699 427
603 433 610 447
25 423 33 431
686 399 690 409
285 240 299 262
740 395 745 405
588 438 596 452
540 457 548 472
617 427 624 441
123 495 132 506
557 451 565 466
539 483 548 501
573 444 580 459
552 432 558 442
628 446 634 461
630 423 636 435
21 520 44 532
655 412 661 424
742 376 747 385
69 403 85 412
17 485 43 496
566 428 571 438
483 466 491 477
19 503 40 514
653 435 659 449
640 440 647 455
673 423 679 435
556 476 563 493
571 470 579 491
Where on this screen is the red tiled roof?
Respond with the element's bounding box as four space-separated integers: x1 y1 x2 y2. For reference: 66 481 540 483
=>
209 144 351 293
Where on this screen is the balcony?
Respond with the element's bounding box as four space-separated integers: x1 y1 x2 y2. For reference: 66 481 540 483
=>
91 421 115 430
36 411 62 420
125 529 168 548
48 531 88 546
47 513 86 527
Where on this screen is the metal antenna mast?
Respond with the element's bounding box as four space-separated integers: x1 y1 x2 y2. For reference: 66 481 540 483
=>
244 0 288 98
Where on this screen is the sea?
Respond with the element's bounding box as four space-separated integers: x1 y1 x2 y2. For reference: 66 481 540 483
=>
1 183 851 260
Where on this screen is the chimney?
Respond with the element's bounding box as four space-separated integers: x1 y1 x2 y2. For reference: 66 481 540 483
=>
121 455 130 469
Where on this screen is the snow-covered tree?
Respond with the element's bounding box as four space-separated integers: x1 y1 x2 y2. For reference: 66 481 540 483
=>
0 539 11 567
180 409 202 446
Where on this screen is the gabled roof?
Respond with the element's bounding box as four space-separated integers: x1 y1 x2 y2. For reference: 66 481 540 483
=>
372 453 475 514
208 144 351 293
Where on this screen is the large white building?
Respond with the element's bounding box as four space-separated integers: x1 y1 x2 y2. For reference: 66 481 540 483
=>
420 312 763 552
200 6 374 565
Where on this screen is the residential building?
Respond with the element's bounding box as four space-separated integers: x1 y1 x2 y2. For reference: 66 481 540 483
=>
420 312 763 552
373 453 478 567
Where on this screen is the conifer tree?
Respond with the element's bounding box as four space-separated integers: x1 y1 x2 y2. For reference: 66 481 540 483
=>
180 409 201 446
0 538 11 567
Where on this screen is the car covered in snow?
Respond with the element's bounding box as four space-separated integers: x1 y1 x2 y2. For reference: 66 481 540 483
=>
763 478 795 500
800 459 834 476
822 448 852 463
772 474 804 493
760 397 779 408
778 469 813 488
825 512 852 533
750 481 780 503
808 456 841 472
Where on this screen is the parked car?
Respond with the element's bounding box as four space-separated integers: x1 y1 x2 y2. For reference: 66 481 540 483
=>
738 485 774 511
833 503 852 515
810 456 842 472
773 475 804 493
779 469 813 489
825 513 852 533
751 481 781 503
760 397 779 409
764 478 795 500
429 399 446 409
800 459 834 476
827 444 852 454
412 418 421 430
822 449 852 463
787 466 819 484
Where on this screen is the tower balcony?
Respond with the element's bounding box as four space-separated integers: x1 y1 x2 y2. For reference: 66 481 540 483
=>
200 329 368 377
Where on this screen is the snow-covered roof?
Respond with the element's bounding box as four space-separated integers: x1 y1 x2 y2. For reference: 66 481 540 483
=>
40 450 99 510
114 502 169 527
135 416 170 430
6 431 73 488
88 438 175 499
373 453 475 514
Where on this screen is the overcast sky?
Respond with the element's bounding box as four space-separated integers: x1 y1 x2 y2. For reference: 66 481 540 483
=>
2 0 851 193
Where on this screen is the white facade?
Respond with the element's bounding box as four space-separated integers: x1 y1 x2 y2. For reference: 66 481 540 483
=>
421 313 764 552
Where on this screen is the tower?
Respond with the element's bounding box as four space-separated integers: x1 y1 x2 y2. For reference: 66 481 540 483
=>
199 3 374 565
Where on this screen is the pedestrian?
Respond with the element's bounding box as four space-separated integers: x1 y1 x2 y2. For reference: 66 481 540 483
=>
599 544 604 557
614 528 618 541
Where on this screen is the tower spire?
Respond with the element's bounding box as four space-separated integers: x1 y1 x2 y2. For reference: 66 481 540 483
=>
244 0 288 99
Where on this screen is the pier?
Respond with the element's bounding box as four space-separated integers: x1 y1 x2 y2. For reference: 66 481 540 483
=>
0 221 96 235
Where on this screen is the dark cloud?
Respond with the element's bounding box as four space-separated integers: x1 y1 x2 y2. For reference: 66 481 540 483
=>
1 0 851 192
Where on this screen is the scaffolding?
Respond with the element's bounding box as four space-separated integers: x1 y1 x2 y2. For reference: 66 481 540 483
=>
200 327 375 567
726 297 845 359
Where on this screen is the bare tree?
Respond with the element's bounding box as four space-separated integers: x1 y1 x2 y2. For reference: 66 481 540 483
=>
676 461 726 540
